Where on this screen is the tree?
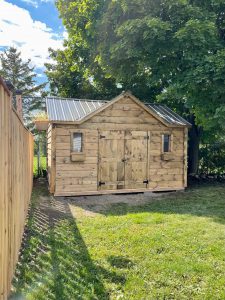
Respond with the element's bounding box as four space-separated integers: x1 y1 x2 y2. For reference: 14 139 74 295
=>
51 0 225 174
45 0 122 100
0 46 46 95
45 47 119 99
94 0 225 173
0 47 46 125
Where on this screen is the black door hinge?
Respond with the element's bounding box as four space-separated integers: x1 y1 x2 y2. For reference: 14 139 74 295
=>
143 180 149 184
144 136 150 140
100 135 106 139
99 181 106 186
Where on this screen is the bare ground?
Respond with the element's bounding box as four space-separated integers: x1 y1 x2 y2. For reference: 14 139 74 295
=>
58 190 182 218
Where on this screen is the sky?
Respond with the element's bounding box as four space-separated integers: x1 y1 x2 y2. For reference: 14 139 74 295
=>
0 0 66 85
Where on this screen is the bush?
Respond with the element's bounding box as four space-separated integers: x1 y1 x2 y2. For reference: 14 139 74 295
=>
199 141 225 175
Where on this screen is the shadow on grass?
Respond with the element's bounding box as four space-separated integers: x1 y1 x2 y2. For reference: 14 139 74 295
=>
10 182 225 299
10 181 124 300
107 256 134 269
68 184 225 225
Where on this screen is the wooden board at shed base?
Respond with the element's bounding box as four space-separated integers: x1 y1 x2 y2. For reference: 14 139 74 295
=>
54 187 185 197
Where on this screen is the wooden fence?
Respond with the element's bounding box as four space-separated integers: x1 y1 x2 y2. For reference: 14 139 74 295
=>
0 78 33 300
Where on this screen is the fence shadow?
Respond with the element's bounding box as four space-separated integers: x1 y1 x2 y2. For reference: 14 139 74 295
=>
10 182 125 300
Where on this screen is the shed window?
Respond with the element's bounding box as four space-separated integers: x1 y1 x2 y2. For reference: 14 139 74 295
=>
72 132 83 152
163 134 171 152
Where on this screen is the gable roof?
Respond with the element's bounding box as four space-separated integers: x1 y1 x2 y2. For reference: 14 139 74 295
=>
46 92 191 127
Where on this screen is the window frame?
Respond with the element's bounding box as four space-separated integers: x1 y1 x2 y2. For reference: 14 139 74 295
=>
162 133 172 153
71 132 84 153
70 130 85 161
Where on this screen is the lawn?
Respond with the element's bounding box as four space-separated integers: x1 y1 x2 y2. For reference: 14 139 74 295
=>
10 182 225 300
33 156 47 176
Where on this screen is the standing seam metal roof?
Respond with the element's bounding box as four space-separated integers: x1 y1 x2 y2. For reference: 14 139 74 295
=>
46 97 108 122
146 103 191 126
46 96 191 126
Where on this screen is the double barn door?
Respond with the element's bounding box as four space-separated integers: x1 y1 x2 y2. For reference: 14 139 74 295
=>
98 130 150 191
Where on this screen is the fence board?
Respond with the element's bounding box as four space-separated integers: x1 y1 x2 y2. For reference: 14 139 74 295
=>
0 78 33 300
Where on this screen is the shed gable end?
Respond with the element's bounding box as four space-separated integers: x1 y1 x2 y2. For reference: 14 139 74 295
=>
86 95 167 127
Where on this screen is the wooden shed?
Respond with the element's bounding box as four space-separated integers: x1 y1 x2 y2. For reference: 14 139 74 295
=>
45 92 191 196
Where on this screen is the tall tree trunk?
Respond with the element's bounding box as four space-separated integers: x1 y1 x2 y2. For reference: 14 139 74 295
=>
187 115 202 175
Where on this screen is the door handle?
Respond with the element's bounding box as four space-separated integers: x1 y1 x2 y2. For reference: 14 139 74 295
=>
121 158 127 162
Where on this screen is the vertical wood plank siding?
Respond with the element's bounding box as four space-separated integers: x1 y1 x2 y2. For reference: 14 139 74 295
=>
0 79 33 300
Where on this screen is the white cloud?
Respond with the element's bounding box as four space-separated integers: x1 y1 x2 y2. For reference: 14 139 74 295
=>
20 0 39 8
0 0 65 67
40 0 55 3
20 0 55 8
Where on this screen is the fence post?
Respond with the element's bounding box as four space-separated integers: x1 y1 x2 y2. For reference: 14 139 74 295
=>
15 90 23 121
37 137 40 177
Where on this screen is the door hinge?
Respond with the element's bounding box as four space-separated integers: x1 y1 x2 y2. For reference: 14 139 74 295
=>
144 136 150 140
143 180 149 184
100 135 106 139
99 181 106 186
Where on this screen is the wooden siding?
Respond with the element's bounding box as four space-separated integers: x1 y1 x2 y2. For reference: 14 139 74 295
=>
55 128 98 195
148 129 184 189
0 81 33 299
47 124 53 190
52 95 187 196
49 125 56 193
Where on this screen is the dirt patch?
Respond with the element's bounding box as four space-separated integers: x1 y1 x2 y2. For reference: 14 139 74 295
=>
59 191 181 218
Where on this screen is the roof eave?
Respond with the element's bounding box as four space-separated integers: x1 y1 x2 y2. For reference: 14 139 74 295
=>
49 119 191 128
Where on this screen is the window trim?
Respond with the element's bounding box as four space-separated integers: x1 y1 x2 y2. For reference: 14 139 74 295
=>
70 130 85 162
162 133 173 153
71 131 85 154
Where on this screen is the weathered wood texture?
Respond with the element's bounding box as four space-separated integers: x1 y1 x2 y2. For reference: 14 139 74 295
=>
0 80 33 300
47 124 55 193
51 96 187 196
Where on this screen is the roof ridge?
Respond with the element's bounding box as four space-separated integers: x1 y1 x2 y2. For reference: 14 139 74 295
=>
145 102 166 106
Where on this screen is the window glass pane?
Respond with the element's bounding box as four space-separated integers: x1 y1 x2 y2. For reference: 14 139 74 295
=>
163 134 170 152
73 133 83 152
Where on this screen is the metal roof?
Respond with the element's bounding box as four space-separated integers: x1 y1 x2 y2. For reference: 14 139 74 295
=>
146 103 191 127
46 97 108 122
46 96 191 127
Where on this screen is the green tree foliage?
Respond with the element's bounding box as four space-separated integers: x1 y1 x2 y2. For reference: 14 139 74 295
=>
48 0 225 173
0 47 46 126
95 0 225 124
199 139 225 175
45 0 120 99
45 47 119 99
0 47 46 96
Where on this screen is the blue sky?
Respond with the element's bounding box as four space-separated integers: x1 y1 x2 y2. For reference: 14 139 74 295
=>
0 0 66 85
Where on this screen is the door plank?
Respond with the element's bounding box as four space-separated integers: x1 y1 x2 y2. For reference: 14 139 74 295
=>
98 131 125 190
125 131 148 189
99 130 149 191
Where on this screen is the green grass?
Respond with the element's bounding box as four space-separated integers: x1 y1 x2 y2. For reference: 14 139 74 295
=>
33 156 47 176
10 183 225 299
